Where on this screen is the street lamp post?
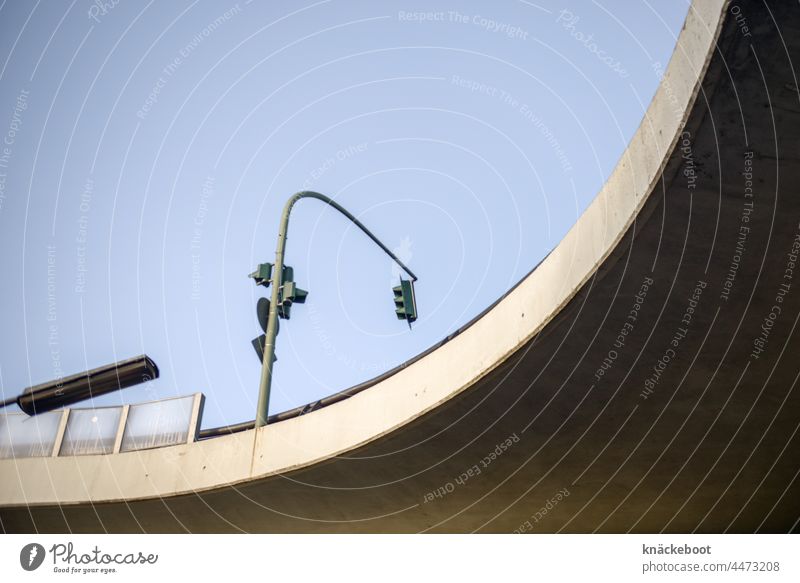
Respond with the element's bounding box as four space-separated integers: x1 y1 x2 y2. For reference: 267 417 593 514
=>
253 191 418 428
0 355 159 416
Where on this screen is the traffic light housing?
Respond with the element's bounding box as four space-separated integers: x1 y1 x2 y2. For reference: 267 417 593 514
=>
278 266 308 320
250 262 308 362
248 262 273 287
393 278 417 326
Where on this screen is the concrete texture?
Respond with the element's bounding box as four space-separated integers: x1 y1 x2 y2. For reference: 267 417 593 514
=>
2 0 799 533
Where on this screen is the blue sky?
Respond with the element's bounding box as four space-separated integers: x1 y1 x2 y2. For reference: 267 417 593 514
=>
0 1 689 429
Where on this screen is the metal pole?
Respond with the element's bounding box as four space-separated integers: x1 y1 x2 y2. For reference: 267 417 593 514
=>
254 191 417 427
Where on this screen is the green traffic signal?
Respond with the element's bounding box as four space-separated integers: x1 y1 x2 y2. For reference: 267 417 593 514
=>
250 263 276 362
248 262 273 287
393 278 418 326
278 265 308 320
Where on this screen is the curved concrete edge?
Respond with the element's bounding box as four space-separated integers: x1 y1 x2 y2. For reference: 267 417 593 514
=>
0 0 728 507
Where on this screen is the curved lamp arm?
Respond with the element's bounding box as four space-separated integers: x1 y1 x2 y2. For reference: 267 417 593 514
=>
255 191 418 427
278 191 417 281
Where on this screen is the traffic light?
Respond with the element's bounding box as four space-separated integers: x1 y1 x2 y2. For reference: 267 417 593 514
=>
249 262 307 363
248 262 273 287
393 277 418 327
250 263 275 362
278 265 308 320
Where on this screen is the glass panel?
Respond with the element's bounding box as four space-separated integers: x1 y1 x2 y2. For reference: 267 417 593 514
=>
120 395 195 452
59 407 122 456
0 411 62 458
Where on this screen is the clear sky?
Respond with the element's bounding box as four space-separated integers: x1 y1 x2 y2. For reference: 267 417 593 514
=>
0 1 689 430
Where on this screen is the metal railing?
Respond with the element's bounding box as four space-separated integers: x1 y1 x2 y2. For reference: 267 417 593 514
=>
0 393 204 459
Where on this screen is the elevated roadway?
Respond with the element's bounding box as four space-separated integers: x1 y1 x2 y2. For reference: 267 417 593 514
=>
1 0 799 533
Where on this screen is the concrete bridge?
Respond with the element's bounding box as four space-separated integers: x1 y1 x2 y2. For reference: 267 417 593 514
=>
1 0 799 533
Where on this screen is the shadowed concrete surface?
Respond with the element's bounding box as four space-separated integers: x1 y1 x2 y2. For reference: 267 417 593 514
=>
2 0 799 533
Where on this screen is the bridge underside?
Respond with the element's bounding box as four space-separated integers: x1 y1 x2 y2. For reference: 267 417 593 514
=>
2 1 800 533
